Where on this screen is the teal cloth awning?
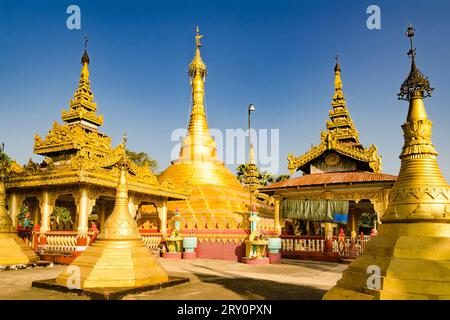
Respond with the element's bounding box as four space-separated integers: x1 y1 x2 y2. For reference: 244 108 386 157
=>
280 199 349 222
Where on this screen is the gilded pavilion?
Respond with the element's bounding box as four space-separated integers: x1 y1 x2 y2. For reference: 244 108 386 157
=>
156 28 274 261
261 58 396 237
5 46 188 255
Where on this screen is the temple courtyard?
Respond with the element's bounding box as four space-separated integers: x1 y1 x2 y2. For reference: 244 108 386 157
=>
0 259 347 300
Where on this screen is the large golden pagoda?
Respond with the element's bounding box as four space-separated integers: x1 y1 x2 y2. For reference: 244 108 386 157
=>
56 144 168 288
323 26 450 300
158 28 274 260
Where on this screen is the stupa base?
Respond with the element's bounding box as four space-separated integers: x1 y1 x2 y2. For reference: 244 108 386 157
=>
32 276 189 300
268 253 281 264
162 252 182 259
323 222 450 300
182 252 197 259
0 232 39 266
241 257 270 265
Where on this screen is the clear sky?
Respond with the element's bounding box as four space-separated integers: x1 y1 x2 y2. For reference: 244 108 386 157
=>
0 0 449 179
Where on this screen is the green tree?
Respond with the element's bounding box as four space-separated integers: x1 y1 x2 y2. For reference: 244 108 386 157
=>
275 174 291 183
236 164 291 186
126 149 158 172
0 144 11 168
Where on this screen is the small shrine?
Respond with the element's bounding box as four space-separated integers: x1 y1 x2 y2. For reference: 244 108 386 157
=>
242 206 269 264
162 209 183 259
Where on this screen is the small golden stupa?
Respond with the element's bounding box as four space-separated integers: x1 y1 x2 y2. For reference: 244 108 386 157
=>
0 145 38 266
56 138 168 288
323 26 450 300
159 27 273 233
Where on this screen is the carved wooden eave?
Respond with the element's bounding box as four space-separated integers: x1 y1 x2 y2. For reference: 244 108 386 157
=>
287 131 382 174
34 122 111 156
6 168 189 201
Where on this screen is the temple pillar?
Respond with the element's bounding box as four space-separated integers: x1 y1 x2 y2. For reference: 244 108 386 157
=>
158 198 168 237
8 193 23 228
32 203 40 226
39 191 56 234
371 191 390 228
128 194 140 218
274 195 282 236
75 188 96 246
98 201 106 232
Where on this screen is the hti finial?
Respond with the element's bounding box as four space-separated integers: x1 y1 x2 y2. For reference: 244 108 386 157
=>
195 26 203 48
406 25 416 59
81 35 90 64
121 133 128 148
334 54 341 72
398 25 434 100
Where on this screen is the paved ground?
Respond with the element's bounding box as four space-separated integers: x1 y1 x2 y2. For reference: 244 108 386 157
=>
0 259 347 300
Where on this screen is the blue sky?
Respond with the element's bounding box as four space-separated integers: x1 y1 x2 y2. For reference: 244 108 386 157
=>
0 0 449 179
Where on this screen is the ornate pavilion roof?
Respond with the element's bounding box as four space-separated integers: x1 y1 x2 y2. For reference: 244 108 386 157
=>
287 58 382 174
6 47 189 201
261 171 396 192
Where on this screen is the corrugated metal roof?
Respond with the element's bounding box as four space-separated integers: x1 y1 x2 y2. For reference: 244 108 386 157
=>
261 171 397 190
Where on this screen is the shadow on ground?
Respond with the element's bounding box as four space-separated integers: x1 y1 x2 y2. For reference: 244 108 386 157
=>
193 273 326 300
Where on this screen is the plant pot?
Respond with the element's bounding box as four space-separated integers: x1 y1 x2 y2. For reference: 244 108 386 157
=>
268 237 282 254
183 236 198 253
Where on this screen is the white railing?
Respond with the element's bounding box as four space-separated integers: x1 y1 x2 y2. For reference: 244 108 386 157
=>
281 235 372 257
281 238 325 252
141 235 162 249
44 234 79 252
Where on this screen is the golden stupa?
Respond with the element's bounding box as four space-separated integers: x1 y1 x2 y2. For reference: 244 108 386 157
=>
159 27 272 231
0 147 38 266
323 25 450 300
56 141 168 288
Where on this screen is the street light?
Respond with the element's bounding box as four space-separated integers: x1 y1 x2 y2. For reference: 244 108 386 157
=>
247 104 255 215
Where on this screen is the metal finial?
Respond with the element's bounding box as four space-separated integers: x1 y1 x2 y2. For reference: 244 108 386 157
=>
406 25 416 59
195 26 203 48
122 134 128 147
398 25 434 100
84 35 88 50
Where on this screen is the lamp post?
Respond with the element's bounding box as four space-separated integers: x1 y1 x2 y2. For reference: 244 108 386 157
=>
248 104 255 217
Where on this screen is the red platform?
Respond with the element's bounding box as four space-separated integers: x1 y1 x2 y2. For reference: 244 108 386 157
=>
182 252 197 259
268 253 282 264
240 257 270 265
162 252 182 259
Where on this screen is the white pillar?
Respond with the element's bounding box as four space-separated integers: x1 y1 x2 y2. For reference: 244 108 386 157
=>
274 196 282 236
128 195 139 218
77 188 91 236
39 191 55 234
8 193 20 228
158 198 168 236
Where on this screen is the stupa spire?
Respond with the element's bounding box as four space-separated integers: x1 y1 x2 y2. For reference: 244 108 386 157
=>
326 56 360 146
383 25 448 222
61 36 104 130
179 27 216 161
98 135 141 240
